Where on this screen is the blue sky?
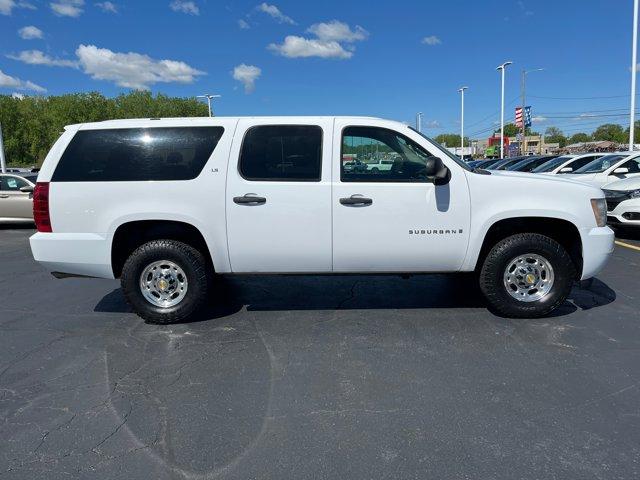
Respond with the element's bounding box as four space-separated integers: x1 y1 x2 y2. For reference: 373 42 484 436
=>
0 0 637 139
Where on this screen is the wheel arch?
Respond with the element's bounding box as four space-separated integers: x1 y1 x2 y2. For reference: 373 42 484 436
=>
473 217 583 278
111 220 214 279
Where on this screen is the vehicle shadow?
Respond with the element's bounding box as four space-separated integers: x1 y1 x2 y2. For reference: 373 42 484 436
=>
614 226 640 242
95 273 616 324
0 223 35 230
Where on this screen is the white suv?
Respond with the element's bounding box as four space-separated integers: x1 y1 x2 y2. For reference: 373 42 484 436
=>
30 117 614 323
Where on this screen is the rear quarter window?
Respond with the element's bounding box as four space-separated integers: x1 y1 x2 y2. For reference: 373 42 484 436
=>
52 127 224 182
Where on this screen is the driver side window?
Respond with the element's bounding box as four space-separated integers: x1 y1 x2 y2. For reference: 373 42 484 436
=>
341 126 434 182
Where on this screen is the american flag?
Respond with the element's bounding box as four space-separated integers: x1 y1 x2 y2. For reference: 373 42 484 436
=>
515 107 524 127
515 106 532 128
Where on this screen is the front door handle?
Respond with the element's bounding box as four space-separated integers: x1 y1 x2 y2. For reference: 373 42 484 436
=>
340 195 373 206
0 195 9 199
233 194 267 205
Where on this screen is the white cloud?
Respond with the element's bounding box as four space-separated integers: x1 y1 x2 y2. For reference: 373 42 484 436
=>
232 64 261 93
269 20 367 60
256 3 295 24
238 18 250 29
531 115 547 123
422 35 441 46
268 36 352 59
0 69 45 92
50 0 84 17
95 1 117 13
75 44 205 89
18 25 43 39
425 120 441 128
12 92 25 99
169 0 198 15
307 20 368 42
0 0 35 15
8 50 78 67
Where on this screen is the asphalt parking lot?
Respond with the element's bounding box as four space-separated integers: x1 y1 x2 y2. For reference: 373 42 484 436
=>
1 227 639 479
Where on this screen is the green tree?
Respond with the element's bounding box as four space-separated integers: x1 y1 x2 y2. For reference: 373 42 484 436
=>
624 120 640 144
592 123 626 143
544 126 567 147
493 123 519 137
434 133 469 147
568 132 591 144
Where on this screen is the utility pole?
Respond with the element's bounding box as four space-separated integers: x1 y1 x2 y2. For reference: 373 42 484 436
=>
630 0 639 151
521 68 544 156
496 61 513 159
197 94 221 117
0 122 6 174
458 87 468 158
416 112 423 132
521 70 526 156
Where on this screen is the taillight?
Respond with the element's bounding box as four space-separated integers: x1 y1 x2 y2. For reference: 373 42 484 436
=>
33 182 52 233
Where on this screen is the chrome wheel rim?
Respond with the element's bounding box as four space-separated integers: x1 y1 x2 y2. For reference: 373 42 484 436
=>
503 253 555 303
139 260 188 308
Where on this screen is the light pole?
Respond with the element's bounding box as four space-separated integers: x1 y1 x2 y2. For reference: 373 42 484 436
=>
458 86 468 157
631 0 639 151
197 94 221 117
416 112 423 132
496 61 513 159
521 68 543 155
0 122 6 174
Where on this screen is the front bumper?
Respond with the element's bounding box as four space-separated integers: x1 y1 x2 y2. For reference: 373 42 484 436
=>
607 198 640 227
580 226 615 280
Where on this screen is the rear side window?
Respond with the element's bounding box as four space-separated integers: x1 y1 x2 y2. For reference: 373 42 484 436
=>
52 127 224 182
239 125 322 181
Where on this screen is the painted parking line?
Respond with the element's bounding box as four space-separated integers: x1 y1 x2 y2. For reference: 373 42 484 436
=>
615 240 640 252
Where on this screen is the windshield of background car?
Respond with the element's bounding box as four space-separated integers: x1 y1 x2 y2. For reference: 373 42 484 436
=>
574 154 626 174
531 156 573 173
507 158 537 171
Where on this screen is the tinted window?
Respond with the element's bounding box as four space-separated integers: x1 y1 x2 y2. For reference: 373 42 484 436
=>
240 125 322 181
53 127 224 182
569 155 601 171
342 126 435 182
0 176 28 191
531 155 573 173
619 158 640 173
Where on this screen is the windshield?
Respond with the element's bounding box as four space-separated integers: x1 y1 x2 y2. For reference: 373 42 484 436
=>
507 158 538 171
574 154 626 174
408 127 471 171
531 155 573 173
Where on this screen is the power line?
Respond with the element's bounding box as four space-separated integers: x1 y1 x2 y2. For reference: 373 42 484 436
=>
529 94 632 100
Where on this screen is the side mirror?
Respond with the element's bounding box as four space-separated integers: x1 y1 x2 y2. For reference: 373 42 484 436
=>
613 167 629 175
423 156 449 184
559 167 573 173
19 185 34 193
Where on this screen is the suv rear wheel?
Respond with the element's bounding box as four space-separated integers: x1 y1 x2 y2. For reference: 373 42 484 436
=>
479 233 576 318
120 239 209 324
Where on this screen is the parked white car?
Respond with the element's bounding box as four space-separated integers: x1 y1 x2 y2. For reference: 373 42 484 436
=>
366 158 395 172
30 116 613 323
567 152 640 187
602 176 640 227
531 153 605 175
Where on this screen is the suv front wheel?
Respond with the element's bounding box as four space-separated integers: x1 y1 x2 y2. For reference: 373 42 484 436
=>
479 233 576 318
120 239 209 324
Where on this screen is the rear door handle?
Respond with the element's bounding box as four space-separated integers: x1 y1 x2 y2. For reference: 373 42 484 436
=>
340 195 373 206
233 194 267 205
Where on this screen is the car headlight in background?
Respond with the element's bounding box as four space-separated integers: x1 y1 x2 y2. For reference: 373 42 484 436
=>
591 198 607 227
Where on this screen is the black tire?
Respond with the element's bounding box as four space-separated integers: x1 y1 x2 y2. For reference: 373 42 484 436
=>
120 239 210 324
479 233 576 318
